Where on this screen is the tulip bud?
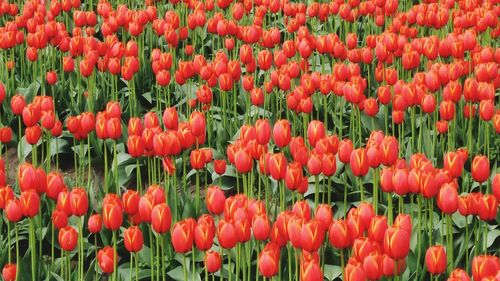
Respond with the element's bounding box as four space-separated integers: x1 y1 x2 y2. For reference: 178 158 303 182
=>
123 226 144 253
471 155 490 183
88 214 102 234
383 227 410 259
151 203 172 234
97 246 115 273
425 245 447 275
58 226 78 252
2 263 16 281
205 250 222 273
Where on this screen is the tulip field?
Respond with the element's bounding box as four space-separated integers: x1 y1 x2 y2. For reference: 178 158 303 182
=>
0 0 500 280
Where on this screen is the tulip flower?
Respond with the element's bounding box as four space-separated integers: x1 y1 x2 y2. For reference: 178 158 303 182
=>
425 245 447 275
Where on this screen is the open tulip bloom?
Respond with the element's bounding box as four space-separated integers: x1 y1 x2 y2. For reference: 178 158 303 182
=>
0 0 499 280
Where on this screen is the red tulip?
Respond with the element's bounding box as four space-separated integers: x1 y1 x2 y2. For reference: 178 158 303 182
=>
307 152 323 176
234 149 253 173
20 190 39 218
300 260 322 281
478 194 498 221
194 220 214 250
70 188 88 216
328 219 352 249
25 125 42 145
493 174 500 201
10 95 26 116
255 119 271 145
88 214 102 234
206 186 226 215
190 149 206 170
269 153 287 180
205 250 222 273
437 183 458 214
58 226 78 252
258 243 280 277
443 152 464 178
300 219 325 252
122 190 140 216
151 203 172 234
171 220 194 253
272 120 291 148
252 213 271 241
471 155 490 183
217 220 237 249
52 209 68 229
350 148 369 177
97 246 115 274
123 226 144 253
338 139 354 164
425 245 447 275
344 263 366 281
448 268 470 281
2 264 16 281
102 202 123 231
5 199 23 222
363 253 383 280
383 227 410 259
189 111 206 137
380 136 398 166
214 159 226 175
307 120 325 147
314 204 333 230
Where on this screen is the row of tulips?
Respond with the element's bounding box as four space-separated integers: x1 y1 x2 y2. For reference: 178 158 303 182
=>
0 0 499 280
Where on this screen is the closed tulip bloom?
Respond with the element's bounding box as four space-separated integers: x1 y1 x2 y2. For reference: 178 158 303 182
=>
448 268 470 281
97 246 115 274
314 204 333 230
171 220 194 253
307 152 323 176
382 255 406 277
425 245 447 275
58 226 78 252
46 172 66 201
214 159 227 175
368 215 388 243
272 120 291 148
478 194 498 221
252 213 271 241
344 263 366 281
127 135 144 158
255 119 271 145
0 186 14 210
357 203 375 230
102 202 123 231
52 209 68 229
258 243 280 277
383 227 410 259
328 219 351 249
380 136 399 166
122 190 140 216
471 155 490 183
123 226 144 253
307 120 325 147
234 149 253 173
493 174 500 201
20 190 39 218
151 203 172 234
206 186 226 215
300 260 322 281
2 264 16 281
338 139 354 164
204 250 222 273
194 221 215 250
217 220 238 249
363 253 383 280
437 183 458 214
269 153 287 180
472 255 500 281
189 111 206 137
350 148 369 177
300 219 325 252
443 152 464 178
70 188 88 216
88 214 102 234
5 199 23 222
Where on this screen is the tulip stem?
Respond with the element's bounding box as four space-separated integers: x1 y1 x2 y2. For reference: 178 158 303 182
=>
314 175 319 208
29 218 36 281
113 231 117 281
150 229 155 281
446 214 453 272
15 223 19 281
387 193 393 224
95 235 98 281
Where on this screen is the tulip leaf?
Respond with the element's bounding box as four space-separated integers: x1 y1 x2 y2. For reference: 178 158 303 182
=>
323 264 342 281
486 229 500 248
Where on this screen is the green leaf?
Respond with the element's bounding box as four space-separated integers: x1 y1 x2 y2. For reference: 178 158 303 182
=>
487 229 500 248
323 264 342 281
